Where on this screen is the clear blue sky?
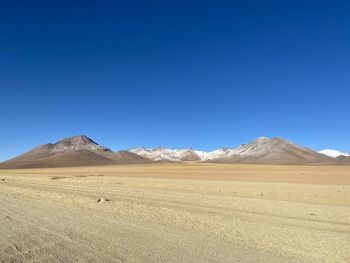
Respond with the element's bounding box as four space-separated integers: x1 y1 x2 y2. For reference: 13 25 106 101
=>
1 0 350 161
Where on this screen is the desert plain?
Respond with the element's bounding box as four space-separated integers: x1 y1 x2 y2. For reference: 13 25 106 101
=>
0 163 349 263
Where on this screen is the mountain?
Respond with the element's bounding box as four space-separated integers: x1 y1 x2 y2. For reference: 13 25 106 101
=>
206 137 334 165
129 147 205 161
0 135 150 169
319 149 350 158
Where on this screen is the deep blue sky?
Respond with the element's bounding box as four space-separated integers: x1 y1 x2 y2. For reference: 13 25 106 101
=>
1 0 350 160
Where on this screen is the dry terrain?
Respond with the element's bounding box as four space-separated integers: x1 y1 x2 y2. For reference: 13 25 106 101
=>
0 163 349 262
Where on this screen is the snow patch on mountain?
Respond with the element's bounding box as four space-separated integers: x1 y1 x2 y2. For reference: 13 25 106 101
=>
319 149 350 158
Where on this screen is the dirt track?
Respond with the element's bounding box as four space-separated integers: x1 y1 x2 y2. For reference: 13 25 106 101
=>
0 164 349 262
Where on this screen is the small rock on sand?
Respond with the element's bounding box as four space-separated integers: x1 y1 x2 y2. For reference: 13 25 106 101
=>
97 198 110 203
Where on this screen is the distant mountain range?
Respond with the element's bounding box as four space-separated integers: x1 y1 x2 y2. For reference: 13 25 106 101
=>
129 137 343 165
0 135 349 168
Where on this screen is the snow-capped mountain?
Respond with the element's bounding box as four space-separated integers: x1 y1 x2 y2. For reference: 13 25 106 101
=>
128 145 248 162
201 148 239 161
129 147 206 161
319 149 350 158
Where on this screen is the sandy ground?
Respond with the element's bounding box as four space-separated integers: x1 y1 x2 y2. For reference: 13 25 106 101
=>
0 163 349 263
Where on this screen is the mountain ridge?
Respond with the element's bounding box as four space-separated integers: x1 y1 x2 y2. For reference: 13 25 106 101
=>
129 137 340 164
0 135 349 168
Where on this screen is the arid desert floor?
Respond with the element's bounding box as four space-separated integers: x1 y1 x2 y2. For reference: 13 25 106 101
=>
0 163 349 263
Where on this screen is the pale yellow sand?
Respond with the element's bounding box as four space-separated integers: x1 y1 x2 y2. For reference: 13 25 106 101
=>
0 163 349 262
